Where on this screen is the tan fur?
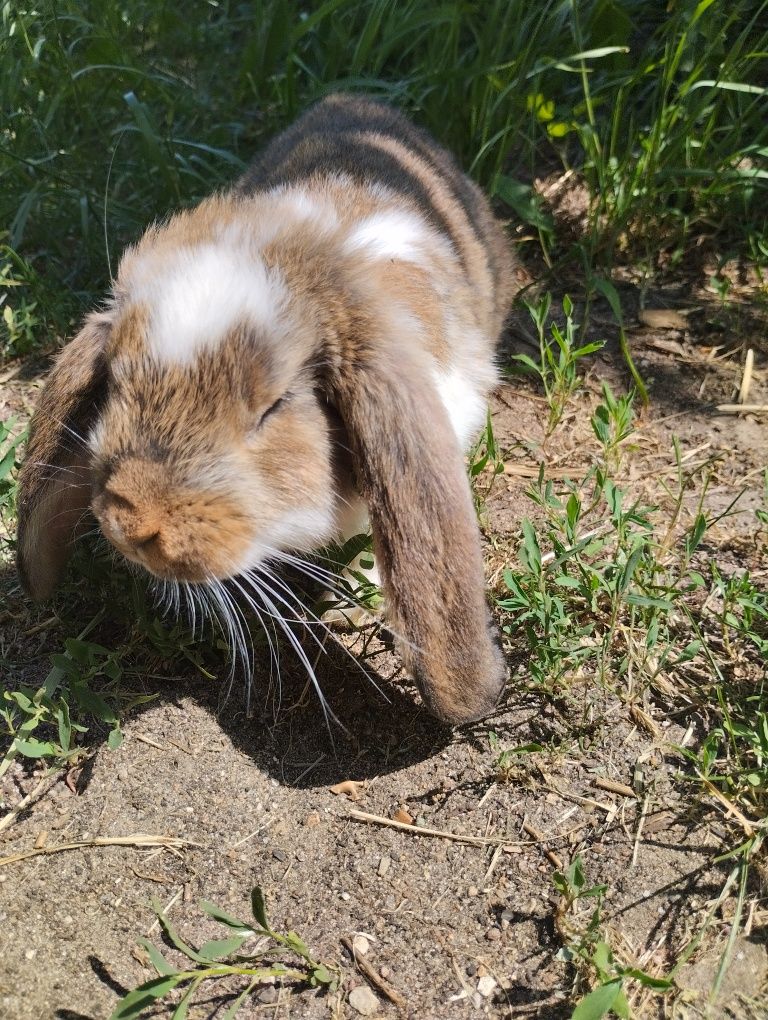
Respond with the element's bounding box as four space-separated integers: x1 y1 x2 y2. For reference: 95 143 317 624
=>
17 96 517 724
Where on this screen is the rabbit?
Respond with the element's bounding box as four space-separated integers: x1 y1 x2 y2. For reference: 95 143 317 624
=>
16 93 517 725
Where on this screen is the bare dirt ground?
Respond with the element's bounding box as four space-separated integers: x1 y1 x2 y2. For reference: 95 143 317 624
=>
1 269 766 1019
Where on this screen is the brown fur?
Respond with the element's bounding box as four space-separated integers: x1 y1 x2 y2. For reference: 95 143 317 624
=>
17 94 517 724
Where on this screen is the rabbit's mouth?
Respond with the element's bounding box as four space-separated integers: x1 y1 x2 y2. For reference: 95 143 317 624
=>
90 456 255 585
102 525 212 585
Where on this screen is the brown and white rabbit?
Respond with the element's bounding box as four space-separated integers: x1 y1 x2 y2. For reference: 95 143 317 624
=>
17 93 516 724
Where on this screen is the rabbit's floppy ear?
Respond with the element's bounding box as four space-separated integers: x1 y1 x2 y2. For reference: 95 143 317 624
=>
332 347 506 724
17 313 110 600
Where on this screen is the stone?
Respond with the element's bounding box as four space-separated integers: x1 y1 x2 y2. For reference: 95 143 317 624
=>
478 975 497 997
349 985 379 1015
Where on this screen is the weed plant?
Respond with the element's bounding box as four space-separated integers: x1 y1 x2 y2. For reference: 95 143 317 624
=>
111 887 338 1018
497 382 767 1011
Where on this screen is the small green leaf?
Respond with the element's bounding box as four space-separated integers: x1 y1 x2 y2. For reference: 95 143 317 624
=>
107 727 123 750
251 888 271 932
592 940 613 975
521 519 542 575
625 594 674 610
171 980 198 1020
15 737 58 758
136 939 179 977
198 934 248 961
494 176 554 232
611 985 631 1019
153 902 210 963
109 975 186 1019
310 963 334 987
571 979 623 1020
71 684 117 724
284 930 310 957
619 968 672 989
555 574 582 589
199 900 254 932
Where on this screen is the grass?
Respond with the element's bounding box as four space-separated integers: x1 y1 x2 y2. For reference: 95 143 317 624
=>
2 0 767 359
1 1 767 1016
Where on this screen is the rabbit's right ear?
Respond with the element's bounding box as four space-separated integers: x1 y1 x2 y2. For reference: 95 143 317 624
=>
17 313 111 600
330 344 507 725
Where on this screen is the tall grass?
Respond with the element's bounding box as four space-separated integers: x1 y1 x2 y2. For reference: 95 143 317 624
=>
1 0 767 357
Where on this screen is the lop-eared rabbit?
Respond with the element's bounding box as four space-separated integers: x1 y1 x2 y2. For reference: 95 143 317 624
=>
17 94 516 724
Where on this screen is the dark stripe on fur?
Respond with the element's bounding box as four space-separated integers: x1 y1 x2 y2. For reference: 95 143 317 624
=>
238 94 492 277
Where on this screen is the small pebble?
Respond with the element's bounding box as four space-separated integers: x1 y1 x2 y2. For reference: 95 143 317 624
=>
379 966 391 979
468 885 479 897
485 927 501 942
272 849 287 863
304 812 320 827
465 962 478 977
340 891 351 901
256 986 278 1005
349 985 379 1016
378 855 391 877
25 949 36 960
477 975 497 997
352 934 370 956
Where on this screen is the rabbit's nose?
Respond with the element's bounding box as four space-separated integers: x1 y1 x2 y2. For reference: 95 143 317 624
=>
98 488 163 554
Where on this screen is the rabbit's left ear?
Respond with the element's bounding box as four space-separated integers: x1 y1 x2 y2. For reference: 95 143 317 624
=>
331 348 506 725
17 313 110 600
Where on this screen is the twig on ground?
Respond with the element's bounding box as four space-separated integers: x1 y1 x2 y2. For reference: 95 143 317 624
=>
133 733 166 751
0 832 196 867
543 779 614 814
738 348 754 404
22 615 58 636
594 777 636 799
716 403 768 415
0 769 62 833
347 809 533 847
484 843 504 881
341 935 406 1009
700 778 756 838
632 795 649 869
522 821 564 869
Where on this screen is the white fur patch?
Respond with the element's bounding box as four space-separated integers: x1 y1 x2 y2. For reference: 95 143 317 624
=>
126 244 286 365
343 210 431 265
238 507 337 572
282 188 337 226
433 367 488 449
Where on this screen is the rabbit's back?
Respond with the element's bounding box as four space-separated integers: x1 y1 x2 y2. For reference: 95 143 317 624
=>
237 93 514 340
